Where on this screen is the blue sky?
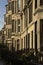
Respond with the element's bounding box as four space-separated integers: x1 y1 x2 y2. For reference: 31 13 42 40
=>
0 0 7 30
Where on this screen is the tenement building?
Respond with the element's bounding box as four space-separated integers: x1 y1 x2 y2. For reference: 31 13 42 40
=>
4 0 43 59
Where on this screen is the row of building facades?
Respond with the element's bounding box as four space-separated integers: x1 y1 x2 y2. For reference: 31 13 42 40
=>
2 0 43 60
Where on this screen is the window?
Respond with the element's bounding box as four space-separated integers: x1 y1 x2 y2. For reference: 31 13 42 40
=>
11 1 16 14
17 19 20 32
21 17 23 31
15 40 16 50
6 5 8 13
12 20 14 32
29 2 32 23
14 1 16 13
26 35 27 49
11 1 14 14
18 19 20 25
40 19 43 33
24 37 26 49
18 26 20 32
35 0 37 9
40 0 43 5
15 20 16 32
28 33 30 49
17 0 20 12
21 38 23 49
17 39 20 50
12 20 16 32
8 2 11 11
12 38 14 50
40 19 43 51
35 21 37 52
24 9 28 28
31 31 33 49
8 15 11 24
8 29 11 38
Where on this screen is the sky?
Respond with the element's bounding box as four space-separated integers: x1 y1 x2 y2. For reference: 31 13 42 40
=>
0 0 7 30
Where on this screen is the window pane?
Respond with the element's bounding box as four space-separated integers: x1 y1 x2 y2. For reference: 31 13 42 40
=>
17 0 20 12
35 0 37 9
31 31 33 49
18 26 20 32
11 1 14 14
21 38 23 49
17 39 20 50
35 21 37 52
28 34 30 49
8 29 11 38
24 9 28 28
17 19 20 32
40 0 43 5
40 19 43 51
12 20 14 32
29 3 32 23
6 5 8 13
8 2 11 11
8 15 11 24
24 37 25 49
12 38 14 50
18 19 20 25
26 35 27 49
15 20 16 32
